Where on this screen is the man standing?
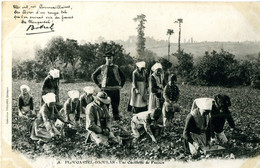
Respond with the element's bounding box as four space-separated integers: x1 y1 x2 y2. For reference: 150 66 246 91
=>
92 51 125 121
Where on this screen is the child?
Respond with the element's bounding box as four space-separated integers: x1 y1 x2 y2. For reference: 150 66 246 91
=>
162 74 180 127
131 108 162 143
80 86 95 115
18 85 35 117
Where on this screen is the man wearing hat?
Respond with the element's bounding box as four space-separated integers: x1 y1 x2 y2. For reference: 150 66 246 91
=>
92 51 125 121
85 91 120 146
183 98 214 156
41 68 60 106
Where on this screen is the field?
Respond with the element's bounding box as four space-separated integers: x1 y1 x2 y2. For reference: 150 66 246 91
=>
12 79 260 161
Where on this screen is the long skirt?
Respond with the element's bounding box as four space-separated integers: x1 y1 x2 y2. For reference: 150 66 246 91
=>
30 119 61 142
19 105 34 117
148 93 163 111
130 82 148 108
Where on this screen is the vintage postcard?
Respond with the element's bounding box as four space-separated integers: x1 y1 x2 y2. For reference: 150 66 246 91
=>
1 1 260 168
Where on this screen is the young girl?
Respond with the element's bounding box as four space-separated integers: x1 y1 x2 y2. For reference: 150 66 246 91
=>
80 86 95 115
18 85 35 117
59 90 81 137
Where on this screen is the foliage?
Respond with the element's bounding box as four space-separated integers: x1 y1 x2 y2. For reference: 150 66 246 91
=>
14 38 135 82
133 14 147 59
78 43 99 80
173 50 194 81
193 50 243 86
12 80 260 161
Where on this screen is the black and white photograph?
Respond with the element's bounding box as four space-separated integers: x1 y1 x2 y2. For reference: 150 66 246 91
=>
1 1 260 168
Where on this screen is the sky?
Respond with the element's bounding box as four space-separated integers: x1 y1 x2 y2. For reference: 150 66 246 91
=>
5 1 260 59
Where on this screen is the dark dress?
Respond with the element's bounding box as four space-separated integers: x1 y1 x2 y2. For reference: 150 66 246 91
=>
41 75 59 105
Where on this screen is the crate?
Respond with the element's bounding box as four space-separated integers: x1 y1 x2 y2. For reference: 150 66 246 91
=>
202 145 225 154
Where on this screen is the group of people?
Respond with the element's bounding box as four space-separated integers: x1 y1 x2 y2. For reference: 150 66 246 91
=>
17 51 236 156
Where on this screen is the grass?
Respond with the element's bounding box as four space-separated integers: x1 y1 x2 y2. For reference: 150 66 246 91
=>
12 79 260 161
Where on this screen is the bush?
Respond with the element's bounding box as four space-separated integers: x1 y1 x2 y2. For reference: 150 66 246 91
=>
193 50 240 86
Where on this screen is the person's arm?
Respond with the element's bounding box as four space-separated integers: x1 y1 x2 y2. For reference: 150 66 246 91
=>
55 106 67 123
18 96 23 111
225 109 235 128
118 67 126 87
75 102 81 121
104 105 112 130
163 85 170 102
86 105 103 133
144 121 157 142
41 107 53 133
42 77 50 95
30 97 34 111
79 96 84 114
64 101 70 122
162 106 167 127
91 66 102 87
183 114 195 144
132 71 138 92
175 86 180 102
151 76 162 97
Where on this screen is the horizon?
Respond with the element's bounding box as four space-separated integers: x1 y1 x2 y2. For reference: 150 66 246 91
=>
5 2 260 60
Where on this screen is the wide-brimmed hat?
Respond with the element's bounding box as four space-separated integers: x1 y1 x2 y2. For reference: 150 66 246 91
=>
83 86 95 94
103 51 114 57
20 85 30 92
49 69 60 79
94 91 111 104
151 63 162 71
68 90 80 100
136 61 146 69
42 93 56 104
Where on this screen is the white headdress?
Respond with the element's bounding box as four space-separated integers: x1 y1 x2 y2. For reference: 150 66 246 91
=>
42 93 56 104
191 98 214 115
83 86 95 94
49 69 60 79
136 61 146 69
20 85 30 92
151 63 162 72
68 90 80 100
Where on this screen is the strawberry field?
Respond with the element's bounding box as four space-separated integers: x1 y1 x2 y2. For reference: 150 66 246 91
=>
12 79 260 161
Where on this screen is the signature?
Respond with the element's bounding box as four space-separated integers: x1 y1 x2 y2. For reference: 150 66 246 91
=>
26 23 54 35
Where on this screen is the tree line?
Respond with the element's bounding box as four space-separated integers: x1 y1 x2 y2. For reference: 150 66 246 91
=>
12 35 260 89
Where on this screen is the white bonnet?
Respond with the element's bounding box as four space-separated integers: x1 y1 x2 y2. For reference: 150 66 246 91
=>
49 69 60 79
151 63 162 71
20 85 30 92
68 90 80 99
136 61 146 69
42 93 56 104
